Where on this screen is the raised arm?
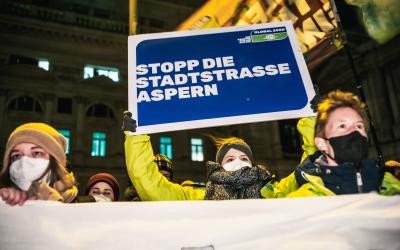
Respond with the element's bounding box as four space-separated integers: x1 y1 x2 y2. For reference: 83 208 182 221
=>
123 112 205 201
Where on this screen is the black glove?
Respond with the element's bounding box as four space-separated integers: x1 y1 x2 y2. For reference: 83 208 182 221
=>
122 111 137 132
310 84 321 113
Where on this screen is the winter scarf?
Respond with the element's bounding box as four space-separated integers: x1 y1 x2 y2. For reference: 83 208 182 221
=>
28 172 78 202
204 161 271 200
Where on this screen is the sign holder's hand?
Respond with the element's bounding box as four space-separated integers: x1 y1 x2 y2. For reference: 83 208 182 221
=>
310 84 321 113
0 187 36 206
122 111 137 133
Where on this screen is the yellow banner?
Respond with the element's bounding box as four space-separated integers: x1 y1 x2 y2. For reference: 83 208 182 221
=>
177 0 344 70
176 0 243 30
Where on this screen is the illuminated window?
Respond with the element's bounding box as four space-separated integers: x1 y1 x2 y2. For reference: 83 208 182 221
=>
9 55 49 71
84 66 94 79
58 129 71 154
38 59 49 71
91 132 106 157
160 137 172 159
84 65 119 82
191 138 204 161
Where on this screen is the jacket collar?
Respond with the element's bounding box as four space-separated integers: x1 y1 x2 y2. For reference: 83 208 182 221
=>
296 152 384 195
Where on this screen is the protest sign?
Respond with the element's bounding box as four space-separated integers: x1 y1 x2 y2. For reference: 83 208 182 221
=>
128 21 315 134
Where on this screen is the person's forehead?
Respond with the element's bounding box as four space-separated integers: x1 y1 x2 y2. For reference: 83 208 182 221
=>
224 148 248 157
91 181 113 190
327 107 363 124
12 142 41 151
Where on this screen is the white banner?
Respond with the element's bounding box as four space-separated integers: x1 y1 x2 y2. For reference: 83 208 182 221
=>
1 193 399 250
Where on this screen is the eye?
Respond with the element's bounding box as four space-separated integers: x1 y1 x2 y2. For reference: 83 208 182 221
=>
356 123 365 130
10 153 22 162
240 157 250 162
338 123 347 129
226 158 234 163
103 192 113 196
32 151 46 158
91 190 100 195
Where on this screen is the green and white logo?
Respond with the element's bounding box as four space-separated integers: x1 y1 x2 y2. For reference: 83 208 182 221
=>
238 27 288 44
251 32 288 42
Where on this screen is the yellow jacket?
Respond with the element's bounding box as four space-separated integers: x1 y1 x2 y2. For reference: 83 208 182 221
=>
286 117 400 197
286 167 400 197
124 133 298 200
125 133 205 201
297 117 317 163
261 117 318 198
260 172 298 198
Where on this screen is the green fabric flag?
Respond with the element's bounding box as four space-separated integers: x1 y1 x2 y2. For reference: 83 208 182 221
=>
346 0 400 44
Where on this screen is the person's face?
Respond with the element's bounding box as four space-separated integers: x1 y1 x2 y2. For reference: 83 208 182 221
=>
315 107 367 165
89 182 115 201
221 148 251 166
10 143 50 163
159 170 172 181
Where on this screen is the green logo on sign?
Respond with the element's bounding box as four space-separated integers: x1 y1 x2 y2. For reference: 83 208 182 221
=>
251 32 288 42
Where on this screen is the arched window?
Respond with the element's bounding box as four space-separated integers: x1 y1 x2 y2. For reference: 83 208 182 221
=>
8 95 42 112
86 103 115 118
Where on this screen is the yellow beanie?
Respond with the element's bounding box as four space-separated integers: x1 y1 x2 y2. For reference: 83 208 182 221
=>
1 123 67 176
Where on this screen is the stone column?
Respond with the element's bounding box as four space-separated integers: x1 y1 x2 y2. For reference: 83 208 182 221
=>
74 96 88 165
270 121 282 159
0 89 7 134
43 93 55 123
0 89 7 154
114 103 126 155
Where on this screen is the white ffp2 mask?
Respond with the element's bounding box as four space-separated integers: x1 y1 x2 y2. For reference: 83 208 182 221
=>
222 158 251 171
92 194 112 202
9 156 50 191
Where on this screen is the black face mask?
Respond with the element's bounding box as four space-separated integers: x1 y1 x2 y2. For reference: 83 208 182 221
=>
324 131 369 165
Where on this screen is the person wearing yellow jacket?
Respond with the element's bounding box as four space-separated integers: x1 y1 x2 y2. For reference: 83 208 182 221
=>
123 112 298 201
283 90 400 197
124 132 205 200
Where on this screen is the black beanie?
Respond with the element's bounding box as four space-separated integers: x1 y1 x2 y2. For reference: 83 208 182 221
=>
216 141 253 164
154 154 173 178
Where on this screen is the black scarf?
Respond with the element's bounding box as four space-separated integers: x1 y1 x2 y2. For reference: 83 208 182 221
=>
204 161 271 200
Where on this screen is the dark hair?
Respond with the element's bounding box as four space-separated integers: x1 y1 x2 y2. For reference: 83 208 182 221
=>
47 156 60 186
